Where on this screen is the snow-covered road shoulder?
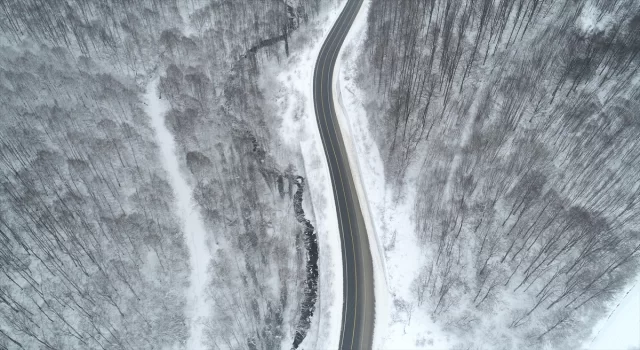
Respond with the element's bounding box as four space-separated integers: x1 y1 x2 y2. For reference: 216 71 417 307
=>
259 2 347 348
333 1 453 348
329 0 388 348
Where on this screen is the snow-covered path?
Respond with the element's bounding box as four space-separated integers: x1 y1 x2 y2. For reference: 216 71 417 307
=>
144 79 211 350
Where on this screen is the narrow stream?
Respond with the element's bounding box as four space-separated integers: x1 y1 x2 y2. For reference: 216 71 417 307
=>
292 176 319 349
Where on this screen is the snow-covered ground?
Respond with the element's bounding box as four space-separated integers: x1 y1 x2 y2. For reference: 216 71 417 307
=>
144 79 212 350
331 0 388 348
332 1 453 348
259 1 349 348
585 276 640 350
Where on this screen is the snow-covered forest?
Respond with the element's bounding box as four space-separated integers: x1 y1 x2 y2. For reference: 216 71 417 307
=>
0 0 338 349
3 0 639 348
356 0 640 348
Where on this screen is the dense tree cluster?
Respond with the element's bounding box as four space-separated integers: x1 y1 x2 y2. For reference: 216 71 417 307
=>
157 30 319 348
363 0 640 348
0 44 189 349
0 0 332 349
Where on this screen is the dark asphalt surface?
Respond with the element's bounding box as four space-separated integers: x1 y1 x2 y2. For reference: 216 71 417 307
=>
312 0 375 349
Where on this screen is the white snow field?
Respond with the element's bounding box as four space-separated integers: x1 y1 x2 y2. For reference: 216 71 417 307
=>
585 276 640 350
145 79 212 350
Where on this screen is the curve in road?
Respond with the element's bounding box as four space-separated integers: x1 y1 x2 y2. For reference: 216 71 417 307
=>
313 0 375 349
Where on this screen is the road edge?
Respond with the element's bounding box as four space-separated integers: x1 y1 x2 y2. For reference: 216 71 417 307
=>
298 1 350 348
330 0 390 348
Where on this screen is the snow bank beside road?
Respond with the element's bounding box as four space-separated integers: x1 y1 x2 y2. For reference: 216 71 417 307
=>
145 79 212 350
260 1 347 348
330 0 389 348
334 1 453 348
335 8 640 349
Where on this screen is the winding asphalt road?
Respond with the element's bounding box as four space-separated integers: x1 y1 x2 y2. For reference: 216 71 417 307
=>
312 0 374 349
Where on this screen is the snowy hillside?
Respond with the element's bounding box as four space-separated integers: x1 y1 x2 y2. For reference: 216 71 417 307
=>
0 0 344 349
343 0 640 348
